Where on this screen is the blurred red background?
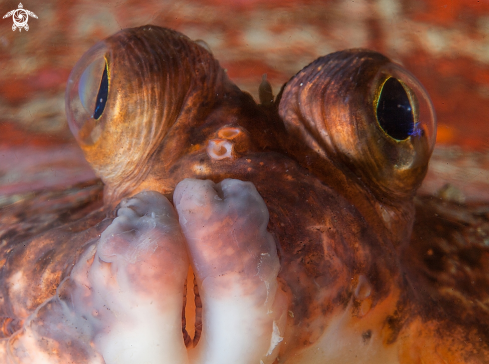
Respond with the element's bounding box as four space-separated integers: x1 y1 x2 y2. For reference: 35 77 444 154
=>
1 0 489 199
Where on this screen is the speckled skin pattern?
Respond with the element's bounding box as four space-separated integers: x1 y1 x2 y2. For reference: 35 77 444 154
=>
0 26 488 363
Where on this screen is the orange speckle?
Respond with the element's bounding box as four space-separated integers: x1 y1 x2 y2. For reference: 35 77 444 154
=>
188 144 203 152
435 124 455 145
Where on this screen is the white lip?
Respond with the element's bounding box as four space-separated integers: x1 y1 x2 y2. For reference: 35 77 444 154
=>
6 179 287 364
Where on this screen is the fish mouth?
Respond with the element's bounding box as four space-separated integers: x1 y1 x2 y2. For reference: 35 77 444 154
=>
181 266 202 348
7 178 288 364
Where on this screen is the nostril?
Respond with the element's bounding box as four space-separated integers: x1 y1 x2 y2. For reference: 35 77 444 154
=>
218 126 242 139
215 145 227 156
207 139 234 160
354 274 373 317
354 275 372 300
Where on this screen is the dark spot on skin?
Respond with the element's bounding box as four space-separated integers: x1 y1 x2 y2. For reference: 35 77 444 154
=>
16 211 27 220
459 246 482 268
384 310 404 345
34 249 56 273
332 288 351 309
362 330 372 344
168 161 182 174
423 246 445 272
0 229 18 241
366 263 387 300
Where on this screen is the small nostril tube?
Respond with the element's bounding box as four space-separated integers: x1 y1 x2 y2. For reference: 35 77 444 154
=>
217 127 242 140
207 139 234 160
354 275 372 300
215 145 226 156
354 274 372 317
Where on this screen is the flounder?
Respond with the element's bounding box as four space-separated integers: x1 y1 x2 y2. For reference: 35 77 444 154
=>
0 25 488 363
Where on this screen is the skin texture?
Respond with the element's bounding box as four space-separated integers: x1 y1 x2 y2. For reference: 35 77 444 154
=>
0 25 488 363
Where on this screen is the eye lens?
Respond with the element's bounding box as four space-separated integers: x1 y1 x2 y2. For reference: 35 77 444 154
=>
66 41 109 144
376 77 414 140
93 64 108 119
78 57 107 117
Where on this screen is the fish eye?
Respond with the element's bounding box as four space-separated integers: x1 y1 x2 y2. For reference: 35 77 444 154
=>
65 41 109 145
79 57 109 120
375 77 414 141
371 63 436 149
277 50 436 199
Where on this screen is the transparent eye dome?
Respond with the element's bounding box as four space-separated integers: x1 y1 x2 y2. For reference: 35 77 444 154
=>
65 41 109 145
373 63 437 154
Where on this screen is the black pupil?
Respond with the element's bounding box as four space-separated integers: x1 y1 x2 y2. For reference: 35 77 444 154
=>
376 77 414 140
93 64 108 119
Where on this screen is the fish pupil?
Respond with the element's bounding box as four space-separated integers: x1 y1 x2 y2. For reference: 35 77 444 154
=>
376 77 414 140
93 65 108 120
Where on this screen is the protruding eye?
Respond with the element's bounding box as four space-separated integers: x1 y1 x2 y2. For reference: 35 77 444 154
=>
371 63 436 149
277 49 437 200
78 57 109 120
66 41 109 145
375 77 413 140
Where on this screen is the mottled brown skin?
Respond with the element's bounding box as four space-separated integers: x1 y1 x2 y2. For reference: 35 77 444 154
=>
0 181 106 331
400 196 489 362
0 25 488 363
